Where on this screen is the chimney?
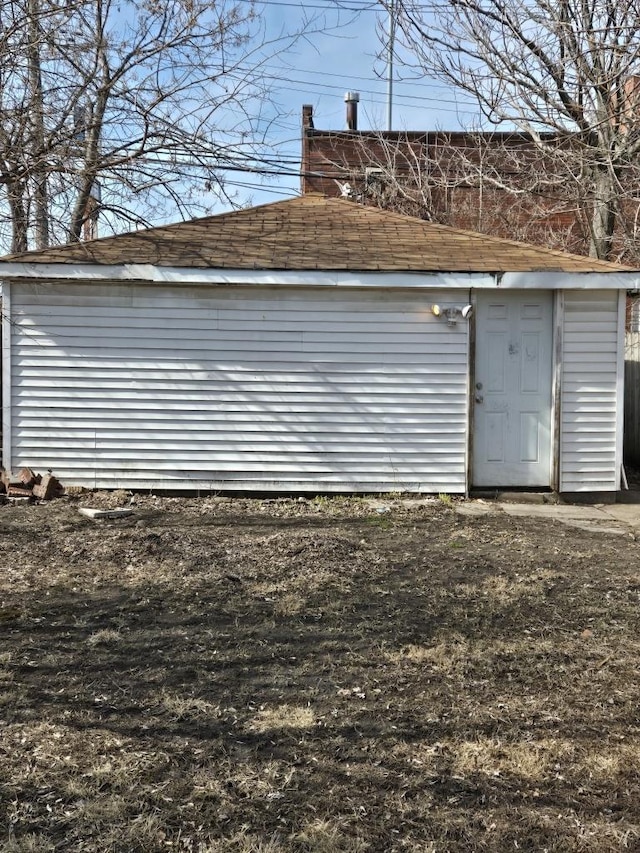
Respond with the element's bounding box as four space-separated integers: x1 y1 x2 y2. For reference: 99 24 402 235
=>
302 104 314 129
612 76 640 132
345 91 360 131
624 76 640 122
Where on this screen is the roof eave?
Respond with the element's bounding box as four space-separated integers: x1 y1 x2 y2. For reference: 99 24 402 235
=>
0 262 637 289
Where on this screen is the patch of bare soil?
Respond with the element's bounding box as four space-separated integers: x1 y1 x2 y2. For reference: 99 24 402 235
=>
1 494 639 852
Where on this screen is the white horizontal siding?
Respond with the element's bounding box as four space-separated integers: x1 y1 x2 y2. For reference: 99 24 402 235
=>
560 291 622 492
9 281 470 493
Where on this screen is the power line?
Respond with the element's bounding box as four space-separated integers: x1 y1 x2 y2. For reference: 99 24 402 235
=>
233 59 472 104
270 63 456 91
253 0 380 10
252 0 443 11
272 76 474 107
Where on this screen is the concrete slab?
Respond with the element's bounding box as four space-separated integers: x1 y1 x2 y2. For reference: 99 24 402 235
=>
400 494 640 536
499 502 630 535
600 503 640 530
79 507 134 520
552 520 629 535
502 503 604 520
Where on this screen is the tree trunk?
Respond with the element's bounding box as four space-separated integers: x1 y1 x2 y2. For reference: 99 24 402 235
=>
27 0 49 249
589 164 616 260
70 92 108 242
7 177 28 254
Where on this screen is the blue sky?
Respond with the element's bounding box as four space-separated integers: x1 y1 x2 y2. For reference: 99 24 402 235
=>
223 0 480 209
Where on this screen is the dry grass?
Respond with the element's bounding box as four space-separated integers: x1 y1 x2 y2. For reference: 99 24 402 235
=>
249 705 316 733
85 628 122 646
293 818 369 852
1 494 639 852
450 735 570 780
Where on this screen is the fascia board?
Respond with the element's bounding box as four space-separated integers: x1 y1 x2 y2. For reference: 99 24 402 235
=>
499 271 640 289
1 263 637 289
0 263 494 289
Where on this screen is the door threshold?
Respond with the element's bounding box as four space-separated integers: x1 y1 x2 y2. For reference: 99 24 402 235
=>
470 489 559 504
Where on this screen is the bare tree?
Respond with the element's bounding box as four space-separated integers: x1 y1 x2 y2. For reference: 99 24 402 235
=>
0 0 310 253
373 0 640 261
306 126 594 253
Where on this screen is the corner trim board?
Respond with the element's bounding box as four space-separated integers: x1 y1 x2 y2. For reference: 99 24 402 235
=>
2 280 11 475
616 290 626 487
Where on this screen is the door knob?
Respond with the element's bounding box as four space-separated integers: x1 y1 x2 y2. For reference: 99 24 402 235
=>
475 394 484 404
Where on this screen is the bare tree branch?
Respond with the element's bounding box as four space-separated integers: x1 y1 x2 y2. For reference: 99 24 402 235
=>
0 0 315 251
375 0 640 259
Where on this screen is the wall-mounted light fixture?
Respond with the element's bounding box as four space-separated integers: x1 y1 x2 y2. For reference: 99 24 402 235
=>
431 304 473 326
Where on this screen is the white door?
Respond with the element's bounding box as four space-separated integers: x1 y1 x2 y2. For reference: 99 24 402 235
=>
473 291 553 487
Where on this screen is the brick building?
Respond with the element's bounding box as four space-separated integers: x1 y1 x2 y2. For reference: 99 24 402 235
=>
301 95 640 263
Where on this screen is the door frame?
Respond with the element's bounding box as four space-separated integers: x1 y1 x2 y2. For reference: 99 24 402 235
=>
468 289 561 492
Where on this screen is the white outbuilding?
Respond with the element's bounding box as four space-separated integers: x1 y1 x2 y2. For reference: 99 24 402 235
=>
1 195 637 496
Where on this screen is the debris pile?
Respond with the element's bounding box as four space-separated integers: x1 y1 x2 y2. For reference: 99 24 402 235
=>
0 468 63 500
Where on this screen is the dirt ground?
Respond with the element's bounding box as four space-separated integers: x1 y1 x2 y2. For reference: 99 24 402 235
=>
1 492 640 852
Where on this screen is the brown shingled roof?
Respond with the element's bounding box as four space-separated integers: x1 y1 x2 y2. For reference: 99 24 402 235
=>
1 194 631 273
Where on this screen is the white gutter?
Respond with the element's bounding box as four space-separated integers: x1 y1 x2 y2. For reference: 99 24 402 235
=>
0 263 637 289
499 271 640 290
